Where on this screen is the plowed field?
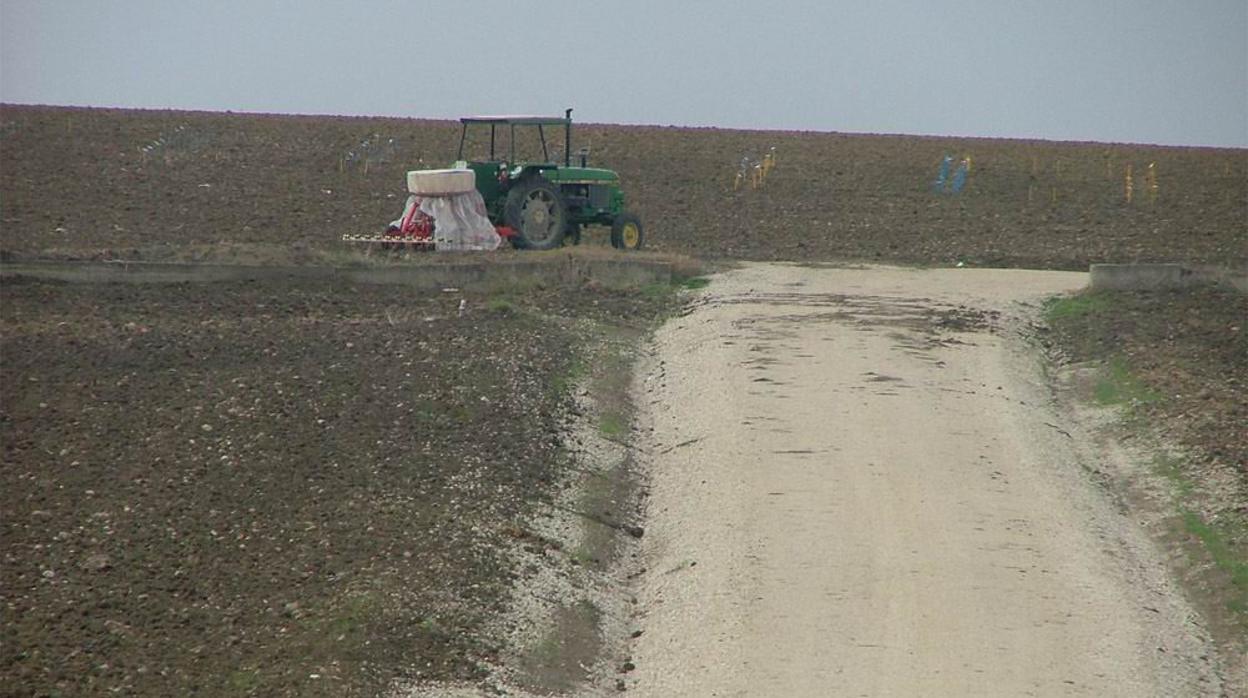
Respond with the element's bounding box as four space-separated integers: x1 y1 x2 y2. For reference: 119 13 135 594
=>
1 104 1244 268
1 104 1244 697
0 277 670 696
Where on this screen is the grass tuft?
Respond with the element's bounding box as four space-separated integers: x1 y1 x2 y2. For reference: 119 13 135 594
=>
1093 356 1161 406
1044 292 1111 322
486 297 517 315
598 413 625 437
639 282 675 301
1181 510 1248 593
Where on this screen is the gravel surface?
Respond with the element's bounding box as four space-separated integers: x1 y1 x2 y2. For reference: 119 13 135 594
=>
629 264 1224 696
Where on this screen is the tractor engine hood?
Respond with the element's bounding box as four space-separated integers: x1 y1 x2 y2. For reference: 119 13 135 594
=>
542 167 619 185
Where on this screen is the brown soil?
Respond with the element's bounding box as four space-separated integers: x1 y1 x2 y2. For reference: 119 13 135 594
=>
0 277 671 697
1 104 1244 269
1045 287 1247 474
1 103 1245 696
1042 284 1248 661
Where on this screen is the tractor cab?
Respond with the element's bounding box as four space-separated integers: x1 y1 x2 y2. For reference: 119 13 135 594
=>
453 109 643 251
455 113 566 210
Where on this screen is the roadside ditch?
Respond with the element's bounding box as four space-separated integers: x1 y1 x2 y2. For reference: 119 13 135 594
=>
1040 283 1247 693
394 307 664 697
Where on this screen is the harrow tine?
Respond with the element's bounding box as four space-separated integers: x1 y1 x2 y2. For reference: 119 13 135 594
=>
341 234 436 246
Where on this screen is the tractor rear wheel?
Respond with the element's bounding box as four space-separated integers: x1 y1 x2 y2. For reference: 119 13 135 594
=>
504 178 567 251
610 212 644 251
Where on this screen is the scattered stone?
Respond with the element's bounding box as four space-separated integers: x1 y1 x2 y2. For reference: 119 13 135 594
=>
81 554 111 572
102 620 131 636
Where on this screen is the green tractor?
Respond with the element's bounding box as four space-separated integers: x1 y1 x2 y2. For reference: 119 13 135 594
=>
454 109 643 251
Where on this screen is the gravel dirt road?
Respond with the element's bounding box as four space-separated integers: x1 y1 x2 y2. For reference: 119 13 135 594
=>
630 264 1224 697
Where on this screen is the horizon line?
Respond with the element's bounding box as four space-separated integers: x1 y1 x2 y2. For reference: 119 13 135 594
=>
1 100 1244 151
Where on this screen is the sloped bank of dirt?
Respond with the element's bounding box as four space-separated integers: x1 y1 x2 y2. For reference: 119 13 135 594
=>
1041 284 1248 691
1042 286 1247 473
0 275 677 697
393 307 659 697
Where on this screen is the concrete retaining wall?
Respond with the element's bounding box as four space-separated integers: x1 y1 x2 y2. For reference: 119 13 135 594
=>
0 258 673 291
1089 263 1247 293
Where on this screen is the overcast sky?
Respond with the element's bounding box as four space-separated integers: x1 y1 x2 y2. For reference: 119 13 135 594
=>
1 0 1245 147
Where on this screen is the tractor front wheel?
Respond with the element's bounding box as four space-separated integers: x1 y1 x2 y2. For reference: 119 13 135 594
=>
610 213 644 251
505 178 567 251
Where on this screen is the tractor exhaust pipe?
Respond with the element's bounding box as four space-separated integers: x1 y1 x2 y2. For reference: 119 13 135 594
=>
565 108 572 167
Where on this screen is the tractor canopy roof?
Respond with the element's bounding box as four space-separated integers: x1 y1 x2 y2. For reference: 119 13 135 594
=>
460 115 571 126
